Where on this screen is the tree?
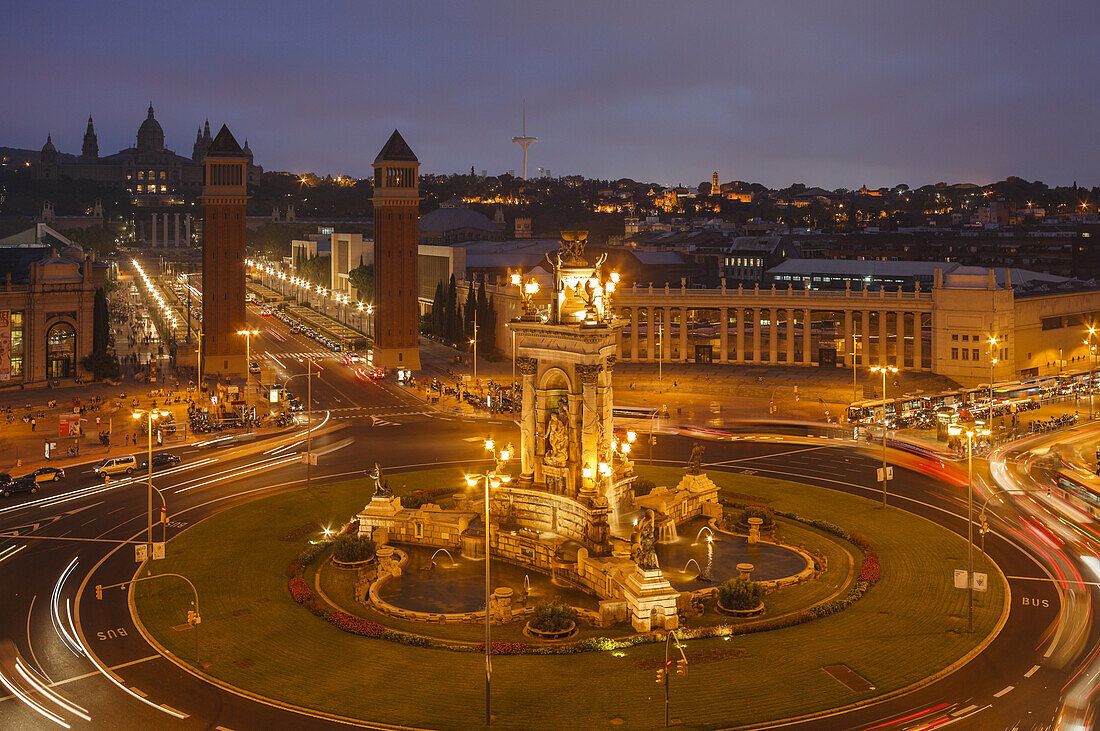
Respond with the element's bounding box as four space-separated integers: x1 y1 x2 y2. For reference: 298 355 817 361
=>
92 287 109 353
445 275 460 345
348 262 373 302
462 281 476 347
430 281 445 339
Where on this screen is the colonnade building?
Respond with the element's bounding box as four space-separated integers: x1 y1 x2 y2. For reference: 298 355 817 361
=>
473 266 1100 386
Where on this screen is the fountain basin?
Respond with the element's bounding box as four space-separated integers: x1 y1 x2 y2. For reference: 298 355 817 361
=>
656 517 809 591
375 543 597 616
716 600 766 618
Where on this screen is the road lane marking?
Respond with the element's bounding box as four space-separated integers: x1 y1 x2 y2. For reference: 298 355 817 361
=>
160 703 188 717
952 704 978 716
1024 665 1040 677
0 656 159 703
993 685 1014 697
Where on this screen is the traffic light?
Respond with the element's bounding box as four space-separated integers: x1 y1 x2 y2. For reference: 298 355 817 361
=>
655 668 665 684
676 659 688 676
95 585 103 600
161 506 168 525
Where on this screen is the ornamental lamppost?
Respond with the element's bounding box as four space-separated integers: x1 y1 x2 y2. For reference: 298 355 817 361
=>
132 409 171 552
465 440 512 726
987 335 998 433
948 423 989 633
870 364 898 507
1087 326 1097 419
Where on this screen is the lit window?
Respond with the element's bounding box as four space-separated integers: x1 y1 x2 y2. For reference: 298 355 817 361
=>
138 171 145 180
137 185 143 193
160 185 167 192
160 171 166 180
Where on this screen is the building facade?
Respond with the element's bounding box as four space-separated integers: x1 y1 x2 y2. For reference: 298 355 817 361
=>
0 242 99 386
470 266 1100 387
371 130 421 370
33 106 262 197
201 126 249 376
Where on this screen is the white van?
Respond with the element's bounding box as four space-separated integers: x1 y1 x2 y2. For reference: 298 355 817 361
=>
94 455 137 477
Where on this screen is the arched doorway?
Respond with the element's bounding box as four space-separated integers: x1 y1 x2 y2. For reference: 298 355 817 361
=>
47 322 76 378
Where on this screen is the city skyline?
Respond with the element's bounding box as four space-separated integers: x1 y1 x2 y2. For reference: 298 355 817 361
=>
2 2 1099 189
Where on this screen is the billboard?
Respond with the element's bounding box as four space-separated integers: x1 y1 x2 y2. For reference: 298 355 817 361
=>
60 413 82 437
0 310 10 381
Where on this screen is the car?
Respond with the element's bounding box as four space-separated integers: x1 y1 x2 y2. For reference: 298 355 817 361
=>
0 473 13 489
141 453 181 470
291 326 300 334
27 467 65 483
369 367 385 381
260 308 272 316
94 455 138 477
2 477 40 499
249 362 261 374
2 476 39 497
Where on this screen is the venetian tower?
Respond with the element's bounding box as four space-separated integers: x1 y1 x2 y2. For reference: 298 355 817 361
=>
371 130 421 370
500 231 629 556
201 125 249 376
711 171 720 196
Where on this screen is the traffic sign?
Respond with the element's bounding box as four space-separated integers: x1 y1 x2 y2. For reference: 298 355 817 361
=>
876 466 894 482
953 569 968 589
135 544 148 562
972 572 988 592
152 542 165 560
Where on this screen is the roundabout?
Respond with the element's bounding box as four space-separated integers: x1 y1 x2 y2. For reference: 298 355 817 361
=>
130 464 1008 729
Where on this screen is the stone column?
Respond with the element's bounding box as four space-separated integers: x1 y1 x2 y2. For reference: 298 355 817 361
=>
630 308 639 362
751 308 761 362
914 312 923 370
577 364 601 500
767 308 778 364
802 309 813 365
679 307 688 362
843 310 853 366
719 307 728 363
877 310 887 366
174 213 181 247
897 311 907 368
736 308 745 362
185 214 192 247
518 357 538 481
164 214 171 248
646 308 655 362
663 308 673 361
150 214 157 246
862 311 872 366
785 309 794 365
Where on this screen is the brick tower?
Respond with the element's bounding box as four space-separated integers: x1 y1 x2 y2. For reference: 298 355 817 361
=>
371 130 421 370
201 125 249 376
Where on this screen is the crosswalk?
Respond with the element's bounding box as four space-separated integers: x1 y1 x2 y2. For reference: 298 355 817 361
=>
273 350 340 360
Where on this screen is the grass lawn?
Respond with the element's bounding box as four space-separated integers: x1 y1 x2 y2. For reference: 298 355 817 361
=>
135 466 1005 730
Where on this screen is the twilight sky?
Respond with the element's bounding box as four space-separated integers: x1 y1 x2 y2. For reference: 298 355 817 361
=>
3 1 1098 189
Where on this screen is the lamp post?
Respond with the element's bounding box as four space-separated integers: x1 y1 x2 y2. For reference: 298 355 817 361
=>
465 440 512 726
870 365 898 507
132 409 171 555
988 336 998 433
852 333 859 403
285 359 320 489
1087 326 1097 419
948 423 989 633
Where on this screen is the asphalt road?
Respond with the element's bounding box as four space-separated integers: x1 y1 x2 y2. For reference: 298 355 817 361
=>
0 307 1096 729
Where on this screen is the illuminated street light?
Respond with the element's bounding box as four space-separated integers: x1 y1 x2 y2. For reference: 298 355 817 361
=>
949 423 990 634
464 440 512 726
870 364 899 507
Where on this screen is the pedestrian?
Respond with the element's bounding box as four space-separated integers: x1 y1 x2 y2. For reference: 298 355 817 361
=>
31 418 36 431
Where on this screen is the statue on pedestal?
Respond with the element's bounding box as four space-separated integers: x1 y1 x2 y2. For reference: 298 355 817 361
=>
687 444 705 475
631 509 660 570
369 462 393 499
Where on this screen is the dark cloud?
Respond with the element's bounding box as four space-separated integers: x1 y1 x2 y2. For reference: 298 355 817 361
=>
2 0 1097 187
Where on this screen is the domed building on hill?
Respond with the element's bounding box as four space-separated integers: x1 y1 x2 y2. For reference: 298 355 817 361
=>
33 105 262 197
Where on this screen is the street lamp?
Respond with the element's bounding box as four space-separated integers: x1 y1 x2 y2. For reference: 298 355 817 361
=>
285 358 321 490
132 409 171 554
870 365 898 507
987 336 998 433
465 440 512 726
1087 326 1097 419
948 423 990 634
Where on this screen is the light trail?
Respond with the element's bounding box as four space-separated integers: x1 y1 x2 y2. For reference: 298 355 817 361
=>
49 558 84 657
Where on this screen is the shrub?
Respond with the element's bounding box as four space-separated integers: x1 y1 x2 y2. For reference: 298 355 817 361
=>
633 478 657 496
717 578 765 610
401 488 454 509
332 534 376 563
738 506 774 528
529 600 576 633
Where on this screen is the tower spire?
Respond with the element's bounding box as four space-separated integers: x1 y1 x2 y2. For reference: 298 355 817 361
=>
511 99 538 181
